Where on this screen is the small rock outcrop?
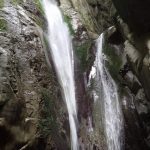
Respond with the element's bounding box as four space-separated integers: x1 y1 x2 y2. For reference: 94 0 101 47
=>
61 0 115 37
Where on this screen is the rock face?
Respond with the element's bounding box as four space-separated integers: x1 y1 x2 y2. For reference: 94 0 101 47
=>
0 0 69 149
61 0 150 149
106 0 150 149
104 29 150 150
112 0 150 34
61 0 115 37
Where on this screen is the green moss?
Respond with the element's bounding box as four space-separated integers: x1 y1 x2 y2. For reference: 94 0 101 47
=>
32 0 45 27
0 19 7 31
34 0 44 15
0 0 4 8
75 41 92 71
12 0 23 5
103 44 122 79
39 89 58 137
43 35 51 54
64 15 75 35
34 16 43 27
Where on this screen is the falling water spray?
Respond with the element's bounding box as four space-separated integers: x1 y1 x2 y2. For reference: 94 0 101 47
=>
42 0 79 149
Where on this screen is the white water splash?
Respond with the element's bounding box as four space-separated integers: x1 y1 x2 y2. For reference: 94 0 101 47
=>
96 33 124 150
42 0 78 150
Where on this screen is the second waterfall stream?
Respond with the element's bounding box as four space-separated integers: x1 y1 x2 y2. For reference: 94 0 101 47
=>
95 33 124 150
42 0 79 150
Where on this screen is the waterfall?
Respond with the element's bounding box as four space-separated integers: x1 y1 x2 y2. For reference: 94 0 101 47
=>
42 0 79 150
95 33 124 150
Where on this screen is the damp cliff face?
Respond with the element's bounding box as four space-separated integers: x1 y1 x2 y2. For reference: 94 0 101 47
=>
0 0 70 149
111 1 150 149
61 0 150 149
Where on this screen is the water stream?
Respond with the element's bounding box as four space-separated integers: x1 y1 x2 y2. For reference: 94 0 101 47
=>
42 0 79 150
96 33 124 150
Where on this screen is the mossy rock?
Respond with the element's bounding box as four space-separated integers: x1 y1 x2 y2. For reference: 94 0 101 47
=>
103 44 122 80
12 0 23 5
75 41 92 71
0 0 4 8
39 89 58 137
0 19 7 31
34 0 44 15
64 15 75 36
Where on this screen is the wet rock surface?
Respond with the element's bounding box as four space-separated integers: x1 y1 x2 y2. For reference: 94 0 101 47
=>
106 28 150 149
0 0 70 149
61 0 150 149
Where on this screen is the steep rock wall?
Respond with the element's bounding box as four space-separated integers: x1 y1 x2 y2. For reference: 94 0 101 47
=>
0 0 69 149
61 0 150 149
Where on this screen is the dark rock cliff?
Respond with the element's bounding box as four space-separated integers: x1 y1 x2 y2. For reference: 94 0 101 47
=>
110 1 150 149
112 0 150 34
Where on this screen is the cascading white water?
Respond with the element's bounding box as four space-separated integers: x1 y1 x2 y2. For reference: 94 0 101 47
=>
95 33 123 150
42 0 78 150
